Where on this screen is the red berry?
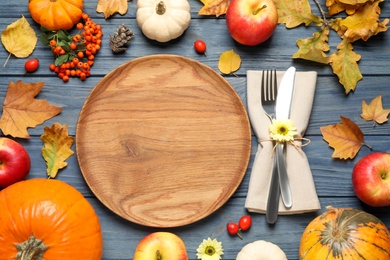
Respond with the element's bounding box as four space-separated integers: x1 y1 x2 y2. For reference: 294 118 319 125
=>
25 58 39 73
194 40 206 54
227 222 242 239
238 215 252 231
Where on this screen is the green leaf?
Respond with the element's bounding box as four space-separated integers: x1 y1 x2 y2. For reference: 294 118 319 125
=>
57 30 70 42
75 44 86 52
39 33 50 46
40 26 53 33
58 40 71 52
55 54 69 66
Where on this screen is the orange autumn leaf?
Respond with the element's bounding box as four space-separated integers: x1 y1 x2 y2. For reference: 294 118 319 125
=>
41 123 74 179
320 116 370 160
0 80 62 139
361 95 390 126
331 0 389 42
198 0 230 17
96 0 129 19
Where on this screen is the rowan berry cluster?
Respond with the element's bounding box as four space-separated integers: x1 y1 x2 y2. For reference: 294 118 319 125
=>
42 13 103 82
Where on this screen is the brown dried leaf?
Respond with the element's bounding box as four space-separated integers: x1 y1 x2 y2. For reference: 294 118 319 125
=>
41 123 74 178
0 81 62 139
1 15 37 66
320 116 368 160
97 0 129 19
218 49 241 75
198 0 230 17
361 95 390 125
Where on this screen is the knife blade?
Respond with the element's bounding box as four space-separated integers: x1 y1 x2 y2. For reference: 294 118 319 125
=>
275 66 295 208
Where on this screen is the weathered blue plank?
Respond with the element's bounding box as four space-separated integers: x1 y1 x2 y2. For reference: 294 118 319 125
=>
0 0 390 260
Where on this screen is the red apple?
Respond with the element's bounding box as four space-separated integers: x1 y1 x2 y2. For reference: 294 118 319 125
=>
133 232 188 260
226 0 278 46
352 152 390 207
0 138 31 189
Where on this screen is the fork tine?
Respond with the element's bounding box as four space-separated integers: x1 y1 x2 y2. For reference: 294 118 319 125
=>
272 69 277 101
262 70 277 102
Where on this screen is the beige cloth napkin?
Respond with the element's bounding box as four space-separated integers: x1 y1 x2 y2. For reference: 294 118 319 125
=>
245 70 321 214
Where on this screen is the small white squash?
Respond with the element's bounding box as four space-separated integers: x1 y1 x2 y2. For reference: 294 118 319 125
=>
136 0 191 43
236 240 287 260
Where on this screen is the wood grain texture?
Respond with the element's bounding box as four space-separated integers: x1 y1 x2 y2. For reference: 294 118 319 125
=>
76 55 251 227
0 0 389 259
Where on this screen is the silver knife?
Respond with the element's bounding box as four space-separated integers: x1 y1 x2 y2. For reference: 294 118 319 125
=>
275 66 295 208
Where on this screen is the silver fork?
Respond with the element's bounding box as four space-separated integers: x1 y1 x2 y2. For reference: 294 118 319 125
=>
261 70 280 224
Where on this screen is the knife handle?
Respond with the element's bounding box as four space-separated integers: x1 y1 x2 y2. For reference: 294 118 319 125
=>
266 157 280 224
276 144 292 208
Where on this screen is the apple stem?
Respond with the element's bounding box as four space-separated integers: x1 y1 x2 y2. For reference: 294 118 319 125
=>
253 4 267 16
156 250 163 260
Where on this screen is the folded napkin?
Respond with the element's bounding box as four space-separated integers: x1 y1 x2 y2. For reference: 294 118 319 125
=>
245 70 321 214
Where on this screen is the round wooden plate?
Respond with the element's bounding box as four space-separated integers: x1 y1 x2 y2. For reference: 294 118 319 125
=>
76 55 251 228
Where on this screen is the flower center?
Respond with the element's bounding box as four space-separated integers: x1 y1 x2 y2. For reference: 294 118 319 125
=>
279 126 287 134
205 246 216 255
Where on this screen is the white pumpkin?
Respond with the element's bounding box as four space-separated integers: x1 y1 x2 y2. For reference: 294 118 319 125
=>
236 240 287 260
136 0 191 43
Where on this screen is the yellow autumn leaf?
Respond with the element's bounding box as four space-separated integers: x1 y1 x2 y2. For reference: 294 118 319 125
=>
329 38 362 94
361 95 390 126
1 15 37 67
326 0 363 15
320 116 369 160
97 0 129 19
333 0 389 42
198 0 230 17
40 123 75 179
218 49 241 75
274 0 323 28
293 26 330 64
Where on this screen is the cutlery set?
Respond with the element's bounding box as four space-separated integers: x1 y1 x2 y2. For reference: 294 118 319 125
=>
262 67 296 224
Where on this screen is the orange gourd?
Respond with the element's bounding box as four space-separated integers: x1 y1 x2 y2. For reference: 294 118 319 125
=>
300 206 390 259
0 178 103 259
28 0 84 31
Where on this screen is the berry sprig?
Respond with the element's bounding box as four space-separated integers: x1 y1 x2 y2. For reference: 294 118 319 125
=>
40 13 103 82
226 215 252 239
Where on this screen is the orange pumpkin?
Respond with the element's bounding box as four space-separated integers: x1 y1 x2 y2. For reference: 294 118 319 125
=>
0 178 103 259
28 0 84 31
300 206 390 259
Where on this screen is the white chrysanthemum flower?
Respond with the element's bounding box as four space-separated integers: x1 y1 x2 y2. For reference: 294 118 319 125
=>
196 237 224 260
269 118 298 142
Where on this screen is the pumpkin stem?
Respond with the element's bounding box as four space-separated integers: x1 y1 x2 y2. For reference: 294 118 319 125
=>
15 234 48 260
156 1 166 15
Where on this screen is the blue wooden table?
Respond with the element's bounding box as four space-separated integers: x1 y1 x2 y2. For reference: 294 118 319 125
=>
1 0 389 259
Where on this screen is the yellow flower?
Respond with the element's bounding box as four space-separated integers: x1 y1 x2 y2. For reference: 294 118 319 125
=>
269 118 298 142
196 237 224 260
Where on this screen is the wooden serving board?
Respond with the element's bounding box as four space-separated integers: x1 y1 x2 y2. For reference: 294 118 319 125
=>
76 55 251 228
